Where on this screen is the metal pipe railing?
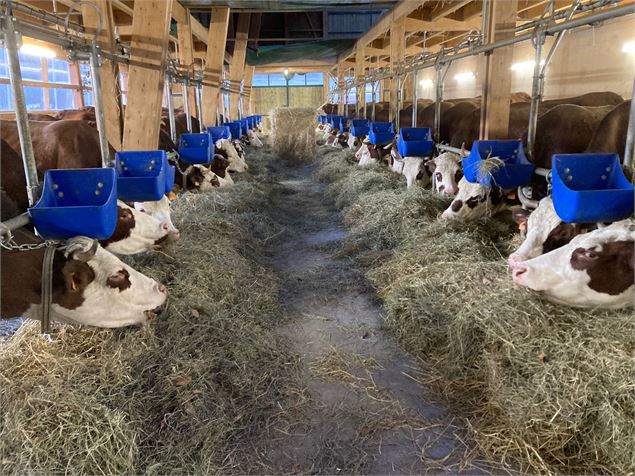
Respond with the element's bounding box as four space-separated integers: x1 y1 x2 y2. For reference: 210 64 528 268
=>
165 80 177 143
3 13 40 206
183 81 192 132
624 76 635 170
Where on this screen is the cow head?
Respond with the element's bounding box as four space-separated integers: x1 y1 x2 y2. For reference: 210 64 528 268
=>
348 134 364 151
511 221 635 308
100 201 171 255
247 129 264 148
507 197 595 265
134 196 180 241
216 139 248 172
441 177 505 221
48 237 167 327
336 132 349 148
427 152 463 196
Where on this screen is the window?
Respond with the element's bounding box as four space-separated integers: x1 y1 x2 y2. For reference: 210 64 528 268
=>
252 72 325 87
0 48 83 111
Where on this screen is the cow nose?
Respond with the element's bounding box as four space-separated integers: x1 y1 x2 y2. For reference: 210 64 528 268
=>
508 254 522 267
169 229 181 241
162 223 169 232
512 266 528 283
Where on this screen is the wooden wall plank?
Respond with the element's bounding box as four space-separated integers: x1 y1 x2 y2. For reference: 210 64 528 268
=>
480 0 517 139
355 44 366 117
82 0 123 150
177 9 198 118
202 7 230 126
389 16 405 123
229 13 251 119
243 65 255 116
122 0 173 150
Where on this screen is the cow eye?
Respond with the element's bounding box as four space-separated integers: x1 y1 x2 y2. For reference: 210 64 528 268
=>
435 172 442 181
585 249 598 259
466 197 480 208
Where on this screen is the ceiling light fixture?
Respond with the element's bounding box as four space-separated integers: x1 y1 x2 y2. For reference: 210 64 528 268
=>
454 72 475 82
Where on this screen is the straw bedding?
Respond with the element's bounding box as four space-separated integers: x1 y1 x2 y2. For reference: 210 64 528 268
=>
0 149 297 475
314 145 635 474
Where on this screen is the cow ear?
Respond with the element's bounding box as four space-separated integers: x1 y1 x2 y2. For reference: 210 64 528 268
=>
511 207 530 226
425 159 436 172
63 262 94 293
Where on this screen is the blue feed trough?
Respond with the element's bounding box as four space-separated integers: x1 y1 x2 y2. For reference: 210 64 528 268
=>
239 119 249 134
179 133 212 165
318 115 326 124
329 115 345 130
164 155 175 194
369 122 395 145
552 153 634 223
398 128 433 157
338 118 350 133
208 126 231 142
116 150 167 202
28 168 117 240
351 119 369 138
225 122 242 139
462 140 533 189
256 115 262 125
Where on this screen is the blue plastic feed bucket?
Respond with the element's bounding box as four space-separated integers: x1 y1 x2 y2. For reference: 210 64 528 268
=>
351 125 369 138
552 153 635 223
208 126 231 142
225 122 242 139
338 118 349 132
116 150 166 202
164 155 175 194
397 128 433 157
462 140 534 188
28 168 118 240
179 133 212 165
239 119 249 134
369 122 395 145
352 119 369 128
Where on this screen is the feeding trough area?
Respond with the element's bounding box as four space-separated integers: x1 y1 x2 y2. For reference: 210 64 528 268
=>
115 150 168 202
368 122 395 145
397 127 434 157
28 168 117 240
239 119 250 134
551 153 635 223
164 155 176 193
225 121 242 139
462 140 534 189
350 119 370 137
208 126 231 142
178 133 212 165
329 115 345 131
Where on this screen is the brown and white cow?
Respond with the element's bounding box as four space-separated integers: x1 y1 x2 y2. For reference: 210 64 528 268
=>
511 220 634 308
508 197 596 265
441 177 508 220
247 129 264 148
215 138 248 172
428 152 463 196
1 231 167 327
386 141 432 188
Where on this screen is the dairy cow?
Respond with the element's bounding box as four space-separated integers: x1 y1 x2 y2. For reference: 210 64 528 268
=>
511 220 634 308
1 229 167 327
508 197 596 265
427 152 463 196
441 177 508 220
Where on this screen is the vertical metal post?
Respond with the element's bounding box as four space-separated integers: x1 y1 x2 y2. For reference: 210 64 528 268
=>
395 75 401 130
624 76 635 170
372 80 376 122
89 45 110 166
166 78 177 143
3 14 39 206
412 69 418 127
195 83 204 131
183 81 192 132
434 65 443 142
527 32 545 161
344 88 349 117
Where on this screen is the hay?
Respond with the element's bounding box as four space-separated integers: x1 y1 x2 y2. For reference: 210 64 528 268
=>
270 107 316 161
0 157 298 475
314 150 635 474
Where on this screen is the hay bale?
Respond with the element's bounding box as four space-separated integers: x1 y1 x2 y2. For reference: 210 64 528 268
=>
270 107 316 161
0 163 297 474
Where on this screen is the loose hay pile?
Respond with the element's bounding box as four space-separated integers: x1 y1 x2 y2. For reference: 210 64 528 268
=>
0 156 297 475
271 107 316 161
315 148 635 474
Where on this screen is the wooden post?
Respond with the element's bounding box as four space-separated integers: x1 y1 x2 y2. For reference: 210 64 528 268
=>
480 0 517 139
243 65 255 115
122 0 173 150
229 13 250 119
82 0 123 150
202 7 230 126
322 71 330 104
337 63 345 114
389 16 405 123
177 8 198 118
355 44 366 118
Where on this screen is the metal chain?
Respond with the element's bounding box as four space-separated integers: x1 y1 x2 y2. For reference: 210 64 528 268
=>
0 229 59 251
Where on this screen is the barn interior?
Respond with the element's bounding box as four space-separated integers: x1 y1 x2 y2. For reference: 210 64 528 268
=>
0 0 634 475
